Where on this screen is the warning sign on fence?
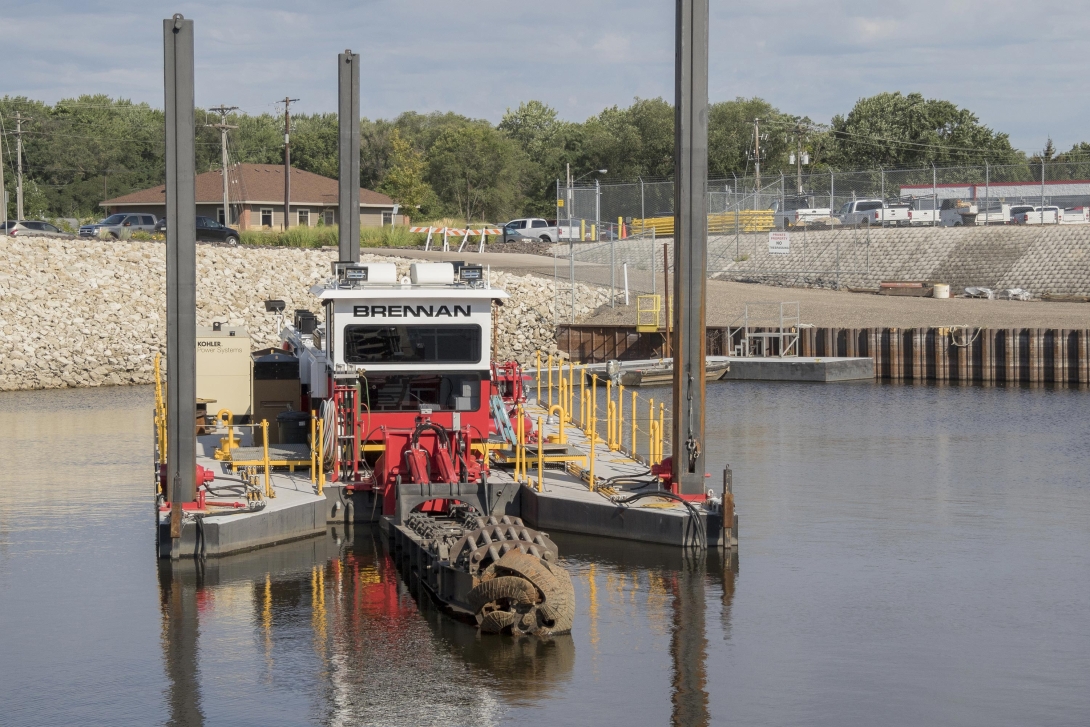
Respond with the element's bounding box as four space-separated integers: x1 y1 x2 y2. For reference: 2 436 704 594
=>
768 231 790 254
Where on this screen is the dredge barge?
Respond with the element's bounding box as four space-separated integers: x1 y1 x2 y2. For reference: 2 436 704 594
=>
153 25 734 640
156 260 735 634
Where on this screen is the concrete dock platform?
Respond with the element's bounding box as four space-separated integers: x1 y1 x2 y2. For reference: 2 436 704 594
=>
580 355 874 384
713 355 874 382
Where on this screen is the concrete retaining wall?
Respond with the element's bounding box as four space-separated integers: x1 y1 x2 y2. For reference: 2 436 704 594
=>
562 226 1090 295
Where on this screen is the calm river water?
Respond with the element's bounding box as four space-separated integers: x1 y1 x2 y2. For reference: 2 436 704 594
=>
1 382 1088 726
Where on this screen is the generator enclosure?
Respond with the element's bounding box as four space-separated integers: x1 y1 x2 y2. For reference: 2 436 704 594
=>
196 325 252 418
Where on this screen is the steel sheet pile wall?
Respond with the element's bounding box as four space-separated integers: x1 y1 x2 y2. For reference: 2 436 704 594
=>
557 324 1090 385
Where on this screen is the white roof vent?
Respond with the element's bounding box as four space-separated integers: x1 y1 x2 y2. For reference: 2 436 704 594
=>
410 262 455 285
366 263 398 284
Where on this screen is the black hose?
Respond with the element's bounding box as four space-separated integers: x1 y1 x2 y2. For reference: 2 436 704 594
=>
610 490 707 548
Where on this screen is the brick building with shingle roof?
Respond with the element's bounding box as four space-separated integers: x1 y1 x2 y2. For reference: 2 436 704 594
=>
100 163 404 230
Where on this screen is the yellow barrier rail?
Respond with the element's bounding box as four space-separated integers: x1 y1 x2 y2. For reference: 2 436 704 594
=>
631 210 775 236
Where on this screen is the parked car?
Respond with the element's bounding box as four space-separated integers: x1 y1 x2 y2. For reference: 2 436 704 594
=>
154 216 240 244
79 213 158 238
1 220 72 237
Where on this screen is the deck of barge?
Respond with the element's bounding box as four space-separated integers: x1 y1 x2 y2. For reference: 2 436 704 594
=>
160 398 734 557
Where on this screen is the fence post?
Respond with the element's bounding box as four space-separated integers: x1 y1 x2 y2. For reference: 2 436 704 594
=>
640 177 645 223
610 233 616 307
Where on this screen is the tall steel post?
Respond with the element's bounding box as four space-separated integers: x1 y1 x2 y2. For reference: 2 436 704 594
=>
164 14 197 550
672 0 708 498
338 50 361 262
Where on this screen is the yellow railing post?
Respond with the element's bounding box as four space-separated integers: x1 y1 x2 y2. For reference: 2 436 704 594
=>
567 361 575 423
658 403 665 464
630 390 638 456
310 410 317 485
605 380 613 447
606 400 616 450
559 368 567 421
579 366 587 430
617 384 625 451
535 350 542 404
591 375 598 438
317 417 324 494
262 419 274 498
537 416 545 493
588 410 596 491
547 354 554 408
516 403 525 483
648 397 655 463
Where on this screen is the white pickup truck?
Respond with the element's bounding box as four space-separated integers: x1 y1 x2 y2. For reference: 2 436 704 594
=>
773 196 833 229
836 199 911 227
502 218 581 243
949 202 1012 226
1011 206 1061 225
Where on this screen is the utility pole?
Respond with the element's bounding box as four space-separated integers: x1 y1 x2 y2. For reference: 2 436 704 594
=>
207 106 238 226
755 119 762 207
1 116 6 233
795 121 804 197
281 97 298 230
14 113 27 221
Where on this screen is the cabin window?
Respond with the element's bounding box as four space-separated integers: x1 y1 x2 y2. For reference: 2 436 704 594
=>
364 372 482 412
297 208 310 227
382 211 393 226
261 208 273 227
324 210 335 226
342 325 481 364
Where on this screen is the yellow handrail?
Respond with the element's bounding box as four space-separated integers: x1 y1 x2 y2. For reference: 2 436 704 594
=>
536 350 542 404
537 416 545 493
310 410 317 485
547 353 554 408
571 361 579 422
261 419 274 498
515 403 525 483
548 405 567 444
588 410 596 491
616 384 625 451
317 417 325 495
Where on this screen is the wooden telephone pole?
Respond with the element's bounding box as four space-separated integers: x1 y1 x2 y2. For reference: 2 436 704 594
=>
281 97 298 230
207 106 238 227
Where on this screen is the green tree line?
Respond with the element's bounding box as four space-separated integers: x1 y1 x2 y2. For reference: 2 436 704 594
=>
0 91 1074 223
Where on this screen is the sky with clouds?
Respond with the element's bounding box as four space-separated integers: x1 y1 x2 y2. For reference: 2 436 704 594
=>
2 0 1086 154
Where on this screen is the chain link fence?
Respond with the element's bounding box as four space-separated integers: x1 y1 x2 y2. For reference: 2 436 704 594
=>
547 160 1090 322
556 160 1090 237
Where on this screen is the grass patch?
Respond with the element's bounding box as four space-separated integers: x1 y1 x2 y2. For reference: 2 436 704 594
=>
240 225 427 248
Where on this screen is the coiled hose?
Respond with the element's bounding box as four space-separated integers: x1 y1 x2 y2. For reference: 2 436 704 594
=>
321 399 336 464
